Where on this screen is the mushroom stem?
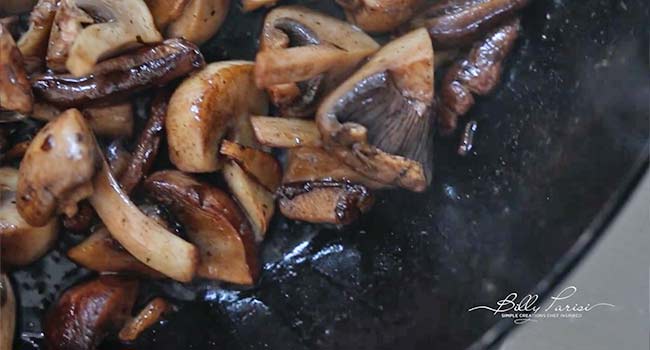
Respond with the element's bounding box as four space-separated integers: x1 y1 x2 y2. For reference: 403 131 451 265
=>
89 158 198 282
250 116 322 148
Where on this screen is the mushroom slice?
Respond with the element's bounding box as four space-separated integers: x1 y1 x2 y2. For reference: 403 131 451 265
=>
166 61 267 173
409 0 529 49
438 18 520 133
336 0 422 33
44 276 138 350
0 167 58 267
220 140 282 192
67 227 163 278
119 90 169 194
118 297 170 342
283 147 386 189
32 103 134 138
166 0 229 45
145 170 260 284
33 38 205 109
250 116 322 148
17 108 98 226
46 0 94 72
316 28 435 192
242 0 276 12
278 181 374 225
223 161 274 242
0 23 33 114
0 274 15 350
145 0 191 30
64 0 162 76
17 0 57 64
90 159 199 282
257 6 379 117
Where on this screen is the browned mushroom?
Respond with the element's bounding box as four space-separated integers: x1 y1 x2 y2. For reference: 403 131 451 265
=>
32 103 135 139
242 0 276 12
67 226 163 277
220 140 282 192
32 38 205 109
119 90 169 194
283 147 386 189
46 0 94 72
166 0 230 45
44 276 139 350
336 0 422 33
278 181 374 225
166 61 267 173
438 18 520 133
145 170 260 284
250 116 322 148
61 201 94 233
256 6 379 117
316 28 435 192
0 167 58 267
17 0 58 71
409 0 528 49
61 0 163 76
118 297 170 342
0 23 33 114
16 109 98 226
145 0 191 30
0 274 15 350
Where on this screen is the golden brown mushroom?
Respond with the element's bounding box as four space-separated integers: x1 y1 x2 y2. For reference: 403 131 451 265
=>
336 0 422 33
250 116 322 148
31 103 135 139
17 0 58 71
0 23 33 115
118 297 170 342
316 28 436 192
0 274 15 350
166 0 230 45
0 167 58 267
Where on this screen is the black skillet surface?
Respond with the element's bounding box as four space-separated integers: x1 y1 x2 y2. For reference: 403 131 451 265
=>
11 0 650 349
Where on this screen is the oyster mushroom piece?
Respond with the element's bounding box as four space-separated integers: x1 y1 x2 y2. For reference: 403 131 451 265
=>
64 0 162 76
220 140 282 192
278 181 374 225
44 276 138 350
409 0 529 49
166 61 267 173
0 23 33 114
0 167 58 267
316 28 436 192
118 297 170 342
0 274 15 350
257 6 379 117
145 170 260 285
250 116 322 148
33 38 204 109
166 0 230 45
17 109 98 226
67 227 163 278
17 0 58 68
336 0 422 33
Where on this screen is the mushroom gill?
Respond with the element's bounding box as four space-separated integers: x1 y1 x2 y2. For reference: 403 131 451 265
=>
316 28 435 192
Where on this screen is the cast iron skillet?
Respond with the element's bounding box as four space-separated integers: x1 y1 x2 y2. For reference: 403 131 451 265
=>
12 0 650 349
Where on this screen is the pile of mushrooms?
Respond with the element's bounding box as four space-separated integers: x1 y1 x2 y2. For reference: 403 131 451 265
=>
0 0 530 348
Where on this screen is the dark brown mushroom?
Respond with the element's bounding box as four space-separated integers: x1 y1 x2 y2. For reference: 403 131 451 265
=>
44 276 139 350
316 28 435 192
119 90 170 194
437 18 520 133
278 181 374 225
32 38 205 109
257 6 379 117
1 274 15 350
0 22 33 115
337 0 422 33
144 170 260 285
409 0 528 49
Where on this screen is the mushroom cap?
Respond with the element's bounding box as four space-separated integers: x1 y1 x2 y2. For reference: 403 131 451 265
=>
0 167 59 267
17 108 98 226
316 28 436 192
337 0 422 33
65 0 163 76
166 61 267 173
